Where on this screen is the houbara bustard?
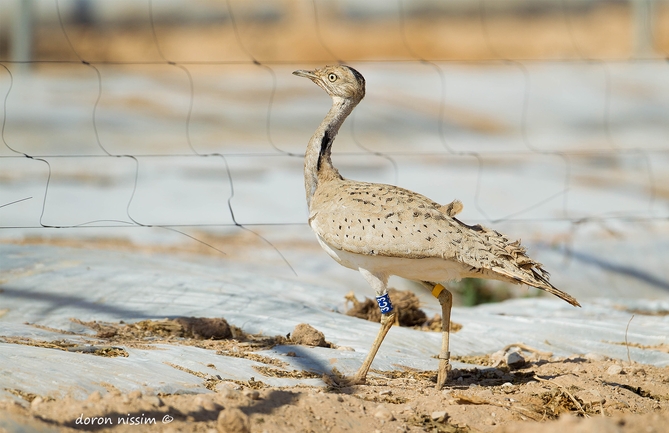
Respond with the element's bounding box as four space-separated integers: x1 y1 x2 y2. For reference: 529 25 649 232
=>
293 65 580 389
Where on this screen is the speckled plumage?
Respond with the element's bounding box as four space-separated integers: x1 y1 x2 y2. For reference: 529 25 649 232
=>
309 177 577 306
293 65 579 387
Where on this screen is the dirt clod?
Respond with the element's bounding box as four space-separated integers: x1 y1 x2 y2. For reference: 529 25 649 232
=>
607 364 624 375
431 410 448 421
174 317 232 340
373 404 395 421
290 323 329 347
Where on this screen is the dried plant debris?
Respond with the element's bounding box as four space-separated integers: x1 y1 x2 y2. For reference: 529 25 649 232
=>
452 354 495 367
7 317 295 366
71 317 289 351
540 387 590 418
605 340 669 353
407 412 472 433
344 288 462 332
216 350 287 367
613 305 669 316
75 317 236 340
252 366 321 379
5 389 45 403
0 336 129 357
374 367 437 382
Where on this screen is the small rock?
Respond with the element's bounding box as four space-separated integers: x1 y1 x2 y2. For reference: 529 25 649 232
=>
290 323 328 347
336 346 355 351
285 351 297 357
217 408 250 433
607 364 623 375
584 352 607 362
501 382 515 394
379 390 392 396
176 317 231 340
374 405 395 422
30 396 43 410
431 410 448 422
336 395 344 402
243 390 260 401
506 352 526 369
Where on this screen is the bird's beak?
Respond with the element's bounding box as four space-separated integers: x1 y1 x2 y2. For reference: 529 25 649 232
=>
292 69 318 80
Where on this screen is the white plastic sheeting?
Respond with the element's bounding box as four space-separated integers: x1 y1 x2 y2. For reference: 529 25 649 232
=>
2 244 669 403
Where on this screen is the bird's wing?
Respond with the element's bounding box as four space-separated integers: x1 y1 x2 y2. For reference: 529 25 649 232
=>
309 179 462 258
309 180 580 306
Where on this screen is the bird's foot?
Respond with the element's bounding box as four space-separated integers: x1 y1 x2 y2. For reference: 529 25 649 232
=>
436 353 451 390
323 371 366 388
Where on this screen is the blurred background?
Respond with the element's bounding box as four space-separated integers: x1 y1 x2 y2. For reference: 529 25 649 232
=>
1 0 669 306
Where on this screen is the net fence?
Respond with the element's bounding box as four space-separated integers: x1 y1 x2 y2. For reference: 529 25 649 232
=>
1 0 668 298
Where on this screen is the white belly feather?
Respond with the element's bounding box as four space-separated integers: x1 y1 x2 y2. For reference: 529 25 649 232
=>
315 233 469 283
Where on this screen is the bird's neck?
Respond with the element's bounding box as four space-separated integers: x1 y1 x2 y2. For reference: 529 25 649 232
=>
304 96 358 208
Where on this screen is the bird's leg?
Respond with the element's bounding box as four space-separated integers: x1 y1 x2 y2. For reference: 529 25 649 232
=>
351 309 396 384
350 269 394 385
432 283 453 389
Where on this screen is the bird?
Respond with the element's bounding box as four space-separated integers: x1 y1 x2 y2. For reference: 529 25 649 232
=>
292 65 580 389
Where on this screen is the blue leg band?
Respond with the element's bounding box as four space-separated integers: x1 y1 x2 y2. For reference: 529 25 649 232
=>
375 293 394 314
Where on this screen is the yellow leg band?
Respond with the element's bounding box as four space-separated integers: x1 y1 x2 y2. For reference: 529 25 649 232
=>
431 284 445 298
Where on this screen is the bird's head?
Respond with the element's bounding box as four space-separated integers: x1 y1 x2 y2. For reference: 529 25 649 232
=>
293 65 365 102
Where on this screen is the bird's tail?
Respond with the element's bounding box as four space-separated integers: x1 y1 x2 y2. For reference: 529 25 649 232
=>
491 264 581 307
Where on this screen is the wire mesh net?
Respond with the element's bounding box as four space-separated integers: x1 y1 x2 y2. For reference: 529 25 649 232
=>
1 0 668 299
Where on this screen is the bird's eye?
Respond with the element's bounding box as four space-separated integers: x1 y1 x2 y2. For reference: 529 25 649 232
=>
328 73 338 82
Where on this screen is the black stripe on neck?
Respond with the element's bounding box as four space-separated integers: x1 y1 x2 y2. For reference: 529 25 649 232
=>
317 131 331 171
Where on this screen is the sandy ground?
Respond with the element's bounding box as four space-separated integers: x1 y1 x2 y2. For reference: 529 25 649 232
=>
2 318 669 433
